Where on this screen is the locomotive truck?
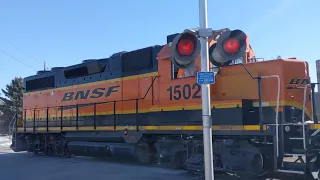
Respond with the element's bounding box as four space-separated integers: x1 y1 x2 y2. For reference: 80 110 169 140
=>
9 27 320 179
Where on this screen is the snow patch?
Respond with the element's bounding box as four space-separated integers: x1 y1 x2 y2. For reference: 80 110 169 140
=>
0 136 11 148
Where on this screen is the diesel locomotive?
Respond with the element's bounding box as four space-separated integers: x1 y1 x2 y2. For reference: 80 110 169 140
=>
10 28 320 179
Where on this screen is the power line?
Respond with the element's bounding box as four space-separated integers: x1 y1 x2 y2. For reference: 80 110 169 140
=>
0 48 37 71
0 32 52 68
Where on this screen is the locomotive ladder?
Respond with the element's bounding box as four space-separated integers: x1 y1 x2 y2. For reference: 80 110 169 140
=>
276 83 320 179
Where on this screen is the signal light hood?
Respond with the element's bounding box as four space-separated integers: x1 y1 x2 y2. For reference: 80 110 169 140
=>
169 29 201 69
209 29 247 67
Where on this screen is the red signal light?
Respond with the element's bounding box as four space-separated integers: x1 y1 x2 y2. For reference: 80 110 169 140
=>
177 39 195 56
170 29 200 69
223 38 240 54
209 29 247 67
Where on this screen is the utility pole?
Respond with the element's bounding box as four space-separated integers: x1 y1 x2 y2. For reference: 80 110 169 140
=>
198 0 215 179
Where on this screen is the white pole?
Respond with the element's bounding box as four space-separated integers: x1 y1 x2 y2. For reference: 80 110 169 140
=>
199 0 214 180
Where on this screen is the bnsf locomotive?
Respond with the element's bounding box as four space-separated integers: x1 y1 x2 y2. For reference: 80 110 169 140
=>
10 28 320 179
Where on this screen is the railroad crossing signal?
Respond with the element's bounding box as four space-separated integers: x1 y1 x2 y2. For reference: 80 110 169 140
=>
169 29 201 69
168 26 248 180
170 29 247 69
209 29 247 67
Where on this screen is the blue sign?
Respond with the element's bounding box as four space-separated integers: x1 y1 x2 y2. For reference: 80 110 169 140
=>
197 71 215 85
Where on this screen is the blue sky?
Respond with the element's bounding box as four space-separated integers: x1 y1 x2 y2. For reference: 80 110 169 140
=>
0 0 319 92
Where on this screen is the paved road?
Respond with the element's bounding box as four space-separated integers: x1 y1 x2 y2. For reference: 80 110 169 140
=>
0 136 306 180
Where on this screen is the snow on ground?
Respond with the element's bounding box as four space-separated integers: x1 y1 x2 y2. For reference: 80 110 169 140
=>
0 135 12 151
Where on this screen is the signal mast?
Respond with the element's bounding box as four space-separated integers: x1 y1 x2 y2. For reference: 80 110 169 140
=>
169 20 247 180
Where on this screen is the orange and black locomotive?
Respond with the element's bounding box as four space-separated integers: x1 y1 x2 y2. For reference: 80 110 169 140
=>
11 28 320 179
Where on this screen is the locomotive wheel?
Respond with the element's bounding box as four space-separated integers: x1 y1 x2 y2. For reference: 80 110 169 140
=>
46 144 53 156
33 144 40 156
135 144 152 164
170 151 187 169
63 145 71 158
251 154 263 173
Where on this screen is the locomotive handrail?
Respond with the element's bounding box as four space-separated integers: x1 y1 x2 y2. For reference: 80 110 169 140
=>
238 63 280 157
238 63 265 132
302 83 320 150
302 84 310 151
302 83 320 124
23 76 159 111
260 75 280 157
8 113 17 139
302 84 311 124
239 63 256 79
238 63 265 133
22 76 159 132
